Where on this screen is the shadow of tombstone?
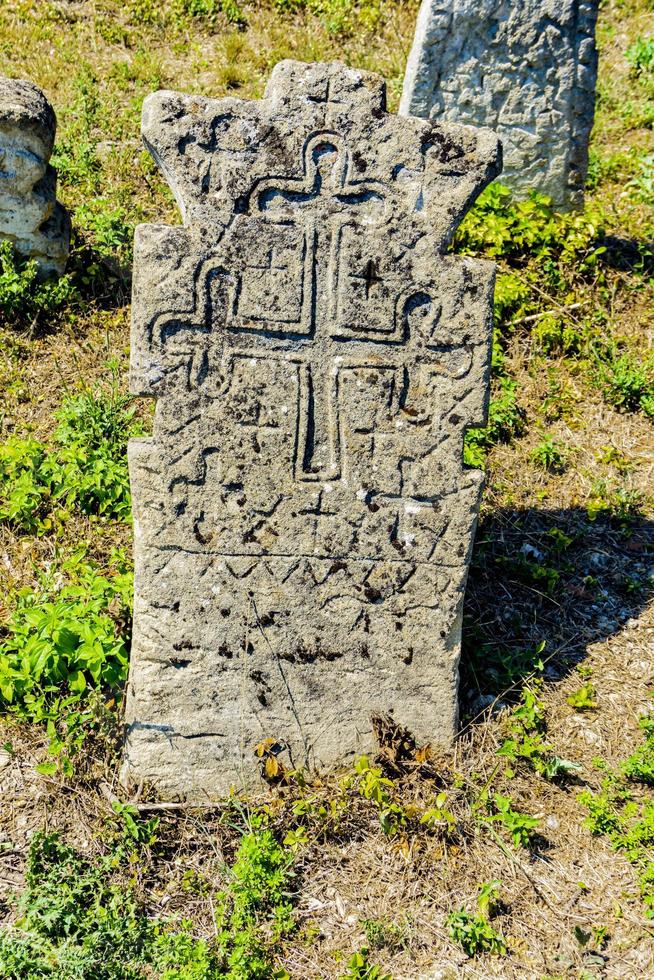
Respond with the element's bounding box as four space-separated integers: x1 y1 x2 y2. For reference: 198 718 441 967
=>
460 506 654 716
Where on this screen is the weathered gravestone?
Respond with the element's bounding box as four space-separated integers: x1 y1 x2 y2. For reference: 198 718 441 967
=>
0 76 70 274
123 59 501 797
400 0 599 210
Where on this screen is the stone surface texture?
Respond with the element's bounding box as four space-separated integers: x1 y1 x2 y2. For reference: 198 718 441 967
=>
400 0 599 210
0 75 70 275
124 60 500 798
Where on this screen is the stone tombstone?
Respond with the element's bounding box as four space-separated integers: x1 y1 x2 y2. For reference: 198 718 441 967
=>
0 76 70 275
123 59 500 797
400 0 599 210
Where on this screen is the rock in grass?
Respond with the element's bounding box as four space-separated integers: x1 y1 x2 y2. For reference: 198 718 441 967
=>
123 59 500 798
400 0 599 211
0 75 70 275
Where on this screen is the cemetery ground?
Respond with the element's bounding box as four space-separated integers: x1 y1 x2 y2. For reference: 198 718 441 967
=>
0 0 653 976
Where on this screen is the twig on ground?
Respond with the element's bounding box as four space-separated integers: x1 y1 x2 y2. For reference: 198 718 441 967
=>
510 302 588 327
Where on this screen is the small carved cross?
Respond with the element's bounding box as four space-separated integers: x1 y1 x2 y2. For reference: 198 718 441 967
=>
352 258 382 299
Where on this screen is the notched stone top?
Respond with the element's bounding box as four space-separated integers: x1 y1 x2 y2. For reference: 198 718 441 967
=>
140 59 501 244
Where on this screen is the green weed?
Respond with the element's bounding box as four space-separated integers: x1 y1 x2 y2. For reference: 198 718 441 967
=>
0 437 56 532
595 349 654 416
622 98 654 129
110 801 160 853
51 67 102 191
464 375 525 468
0 378 142 531
627 153 654 203
531 435 568 472
127 0 163 24
214 828 295 978
586 482 644 524
626 36 654 76
177 0 247 27
129 0 246 28
289 790 349 841
621 715 654 786
586 147 635 189
580 766 654 916
271 0 388 36
0 549 132 771
545 527 575 553
596 445 635 473
74 199 134 263
496 553 561 596
465 638 546 693
352 756 407 836
0 241 77 325
446 881 507 957
420 791 457 835
0 826 296 978
453 182 647 401
292 758 452 843
0 833 154 980
484 793 540 848
538 371 578 423
339 948 392 979
55 375 140 459
493 271 532 324
567 683 597 711
108 48 165 91
498 686 580 781
455 183 606 274
362 917 407 952
532 312 588 356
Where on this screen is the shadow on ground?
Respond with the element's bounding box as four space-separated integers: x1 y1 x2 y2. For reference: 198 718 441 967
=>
600 234 654 276
460 506 654 717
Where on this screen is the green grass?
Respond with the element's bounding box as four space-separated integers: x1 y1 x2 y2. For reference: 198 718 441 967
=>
0 376 141 532
0 241 77 325
0 824 296 979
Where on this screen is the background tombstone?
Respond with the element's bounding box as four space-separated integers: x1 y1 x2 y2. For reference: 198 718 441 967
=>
0 76 70 275
123 59 500 798
400 0 599 210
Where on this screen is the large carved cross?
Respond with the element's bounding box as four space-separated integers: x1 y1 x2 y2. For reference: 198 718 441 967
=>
151 133 473 482
232 134 389 478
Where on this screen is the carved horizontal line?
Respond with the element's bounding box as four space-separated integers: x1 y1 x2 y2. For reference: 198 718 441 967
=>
147 546 467 567
127 721 226 740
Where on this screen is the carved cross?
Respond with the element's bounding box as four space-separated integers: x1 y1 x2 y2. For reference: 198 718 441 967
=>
150 134 474 482
351 259 383 300
230 135 388 477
